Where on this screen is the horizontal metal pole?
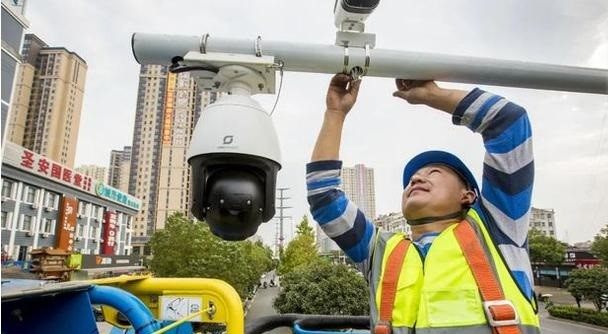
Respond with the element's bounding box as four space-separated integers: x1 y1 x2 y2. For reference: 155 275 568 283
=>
132 33 608 95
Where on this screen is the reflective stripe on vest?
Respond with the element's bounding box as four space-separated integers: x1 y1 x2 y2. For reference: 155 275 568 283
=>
370 209 540 332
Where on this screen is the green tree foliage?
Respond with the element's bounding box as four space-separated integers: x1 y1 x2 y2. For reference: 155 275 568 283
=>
149 213 273 298
565 267 608 311
591 224 608 266
528 228 567 265
278 216 320 275
274 261 369 315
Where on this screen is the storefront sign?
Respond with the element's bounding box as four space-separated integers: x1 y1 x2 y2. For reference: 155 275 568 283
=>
80 255 142 269
95 182 141 211
56 196 78 251
3 142 140 211
101 211 117 255
3 143 94 192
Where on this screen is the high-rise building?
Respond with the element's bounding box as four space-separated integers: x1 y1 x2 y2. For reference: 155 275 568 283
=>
129 65 167 253
7 33 87 167
129 65 220 254
1 0 28 148
342 164 376 219
75 165 107 183
529 207 556 238
108 146 131 193
374 212 411 235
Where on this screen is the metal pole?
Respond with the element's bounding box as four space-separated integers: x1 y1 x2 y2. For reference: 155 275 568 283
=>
274 188 291 256
132 33 608 95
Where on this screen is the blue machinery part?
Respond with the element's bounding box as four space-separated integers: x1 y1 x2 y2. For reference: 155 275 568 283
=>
88 285 160 334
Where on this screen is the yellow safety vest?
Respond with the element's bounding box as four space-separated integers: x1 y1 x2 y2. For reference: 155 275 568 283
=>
368 209 540 334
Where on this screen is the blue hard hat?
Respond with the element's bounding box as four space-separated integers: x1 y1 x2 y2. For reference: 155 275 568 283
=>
402 150 479 196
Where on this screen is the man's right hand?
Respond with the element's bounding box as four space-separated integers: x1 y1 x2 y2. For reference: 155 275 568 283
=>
326 73 361 116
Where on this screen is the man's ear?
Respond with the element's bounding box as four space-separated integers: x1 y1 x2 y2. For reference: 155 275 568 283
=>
461 189 477 206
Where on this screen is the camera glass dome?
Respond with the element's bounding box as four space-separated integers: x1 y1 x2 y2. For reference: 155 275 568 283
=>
204 168 265 240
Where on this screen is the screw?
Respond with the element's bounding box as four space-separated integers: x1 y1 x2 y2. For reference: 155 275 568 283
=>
258 83 264 90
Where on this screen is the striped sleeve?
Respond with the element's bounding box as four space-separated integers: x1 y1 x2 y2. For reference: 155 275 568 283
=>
453 88 535 298
307 160 376 268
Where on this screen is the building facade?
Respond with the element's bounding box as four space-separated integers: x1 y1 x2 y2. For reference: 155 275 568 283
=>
129 65 219 254
1 0 28 148
7 33 87 167
75 164 107 183
374 212 411 235
1 142 140 261
108 146 131 193
342 164 376 219
529 207 556 237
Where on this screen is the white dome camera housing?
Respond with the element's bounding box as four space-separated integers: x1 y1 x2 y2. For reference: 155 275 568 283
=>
334 0 380 31
187 93 281 241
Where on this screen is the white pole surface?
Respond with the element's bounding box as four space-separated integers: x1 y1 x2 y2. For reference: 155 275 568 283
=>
132 33 608 95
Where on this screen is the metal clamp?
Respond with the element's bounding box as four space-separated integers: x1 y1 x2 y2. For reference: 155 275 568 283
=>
200 33 210 54
343 45 350 74
254 36 263 57
363 43 371 76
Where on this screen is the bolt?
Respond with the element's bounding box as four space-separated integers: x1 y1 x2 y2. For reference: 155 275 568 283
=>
258 83 264 90
219 199 224 204
247 200 252 205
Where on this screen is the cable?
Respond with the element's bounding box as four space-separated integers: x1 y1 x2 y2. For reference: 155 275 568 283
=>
269 60 285 117
152 307 211 334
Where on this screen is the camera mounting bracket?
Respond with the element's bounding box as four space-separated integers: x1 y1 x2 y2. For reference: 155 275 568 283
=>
180 51 276 94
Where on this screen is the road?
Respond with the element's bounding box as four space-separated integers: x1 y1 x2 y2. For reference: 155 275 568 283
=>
246 284 290 334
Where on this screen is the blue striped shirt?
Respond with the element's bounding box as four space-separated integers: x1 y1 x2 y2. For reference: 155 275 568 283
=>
307 88 535 299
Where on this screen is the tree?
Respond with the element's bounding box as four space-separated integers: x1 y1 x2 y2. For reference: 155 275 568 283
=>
278 216 321 275
528 228 567 265
591 224 608 266
565 267 608 311
274 261 369 315
149 213 273 298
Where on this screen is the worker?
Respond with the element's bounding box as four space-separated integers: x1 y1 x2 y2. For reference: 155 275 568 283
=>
307 74 540 333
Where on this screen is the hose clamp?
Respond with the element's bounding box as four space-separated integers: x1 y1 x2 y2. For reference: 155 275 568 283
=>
200 33 210 54
343 45 350 74
363 43 371 76
255 36 263 57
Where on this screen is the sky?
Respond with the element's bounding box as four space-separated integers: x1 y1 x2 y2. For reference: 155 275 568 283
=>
25 0 608 247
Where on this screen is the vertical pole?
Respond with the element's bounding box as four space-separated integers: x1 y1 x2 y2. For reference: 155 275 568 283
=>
275 188 291 257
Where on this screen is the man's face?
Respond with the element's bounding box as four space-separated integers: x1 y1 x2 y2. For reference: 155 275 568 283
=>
402 164 473 220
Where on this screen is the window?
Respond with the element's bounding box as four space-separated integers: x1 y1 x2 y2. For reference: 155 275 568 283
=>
39 219 55 234
22 186 36 204
1 211 10 229
46 192 59 209
89 226 96 239
21 215 34 232
2 180 14 199
78 202 87 216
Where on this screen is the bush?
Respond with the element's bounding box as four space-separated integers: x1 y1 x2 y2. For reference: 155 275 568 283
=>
547 305 608 327
273 261 369 316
